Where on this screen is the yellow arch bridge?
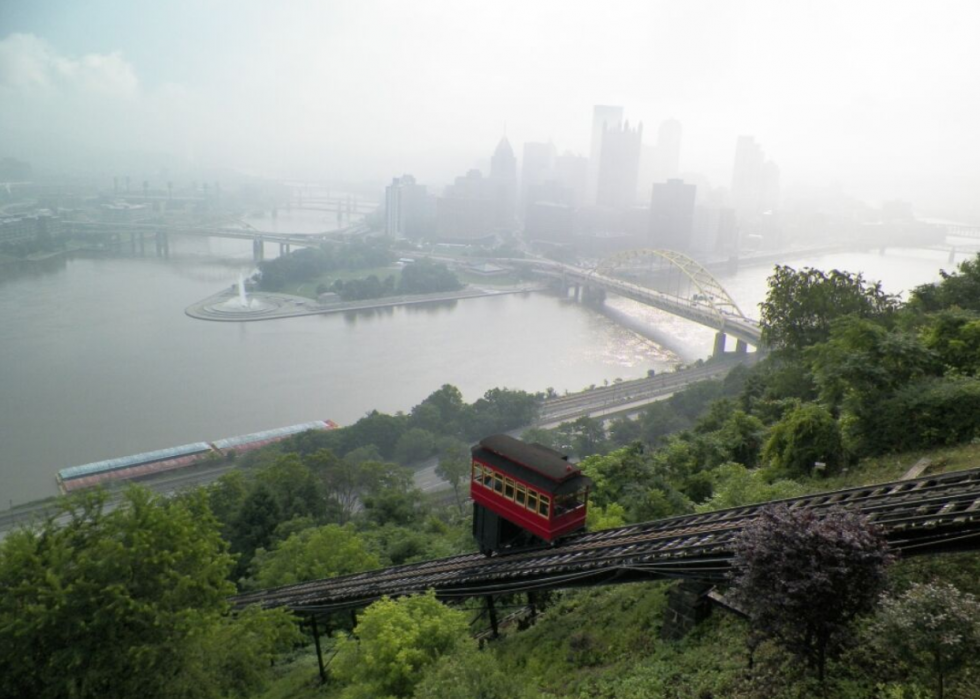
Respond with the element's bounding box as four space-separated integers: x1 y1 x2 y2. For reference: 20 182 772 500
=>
514 250 762 353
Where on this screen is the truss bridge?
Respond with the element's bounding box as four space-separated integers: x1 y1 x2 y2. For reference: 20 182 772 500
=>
512 250 762 350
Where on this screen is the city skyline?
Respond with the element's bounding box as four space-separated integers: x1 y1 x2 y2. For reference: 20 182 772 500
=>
1 1 978 217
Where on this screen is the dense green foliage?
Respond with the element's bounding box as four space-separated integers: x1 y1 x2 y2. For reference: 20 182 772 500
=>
0 489 300 699
871 582 980 698
759 265 899 354
329 259 463 301
10 256 980 698
257 238 394 291
398 258 463 294
249 523 381 589
331 592 472 698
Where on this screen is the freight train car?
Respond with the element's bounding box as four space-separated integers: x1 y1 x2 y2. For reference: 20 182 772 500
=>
471 434 591 555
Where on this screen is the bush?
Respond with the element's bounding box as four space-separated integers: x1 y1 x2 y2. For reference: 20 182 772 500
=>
762 402 843 476
871 582 980 699
730 505 892 683
332 592 472 697
866 377 980 453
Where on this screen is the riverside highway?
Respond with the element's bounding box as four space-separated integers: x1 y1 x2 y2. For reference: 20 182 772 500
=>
411 355 754 494
0 357 754 535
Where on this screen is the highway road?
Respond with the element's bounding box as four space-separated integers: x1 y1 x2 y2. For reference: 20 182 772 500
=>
0 357 754 535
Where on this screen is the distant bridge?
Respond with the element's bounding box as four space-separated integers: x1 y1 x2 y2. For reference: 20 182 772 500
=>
65 219 370 260
510 250 762 351
944 223 980 240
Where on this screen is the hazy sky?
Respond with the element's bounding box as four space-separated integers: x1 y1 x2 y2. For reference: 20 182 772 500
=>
1 0 978 214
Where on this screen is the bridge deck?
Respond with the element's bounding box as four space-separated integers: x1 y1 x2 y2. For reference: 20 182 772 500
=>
231 465 980 613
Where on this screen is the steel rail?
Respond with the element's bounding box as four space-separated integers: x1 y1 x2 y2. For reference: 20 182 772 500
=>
231 466 980 613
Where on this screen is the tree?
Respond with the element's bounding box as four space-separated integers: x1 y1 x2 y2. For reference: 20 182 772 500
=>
871 582 980 699
730 505 892 683
397 258 463 295
413 646 540 699
393 427 438 464
228 484 281 576
570 415 607 456
762 402 843 477
695 463 807 512
760 265 899 354
0 487 298 699
410 384 466 437
919 309 980 376
463 388 540 438
249 523 379 589
910 252 980 313
435 438 471 514
345 410 409 459
332 591 472 697
254 453 327 522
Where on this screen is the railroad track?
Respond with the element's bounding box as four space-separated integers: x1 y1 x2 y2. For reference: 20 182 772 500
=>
231 466 980 614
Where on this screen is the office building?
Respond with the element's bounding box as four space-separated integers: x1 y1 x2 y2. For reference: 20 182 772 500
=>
520 141 556 213
554 152 589 208
489 137 518 229
588 105 624 204
385 175 429 240
732 136 780 213
649 179 696 250
596 121 643 209
435 170 496 242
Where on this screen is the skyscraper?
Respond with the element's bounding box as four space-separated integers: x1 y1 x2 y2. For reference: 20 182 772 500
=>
731 136 780 213
489 137 518 228
656 119 682 180
554 152 589 208
650 178 696 250
385 174 428 239
520 141 556 214
596 120 642 209
588 105 624 205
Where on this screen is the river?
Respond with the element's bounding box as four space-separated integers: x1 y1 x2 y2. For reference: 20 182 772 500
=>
0 231 975 507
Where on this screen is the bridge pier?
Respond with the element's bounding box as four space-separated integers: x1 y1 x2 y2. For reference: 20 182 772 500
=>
713 332 727 358
279 242 291 256
661 581 714 641
580 285 606 305
949 246 956 263
573 284 580 301
735 338 748 355
154 231 169 258
253 237 264 262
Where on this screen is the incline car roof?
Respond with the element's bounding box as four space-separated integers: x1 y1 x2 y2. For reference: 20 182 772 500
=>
476 434 582 482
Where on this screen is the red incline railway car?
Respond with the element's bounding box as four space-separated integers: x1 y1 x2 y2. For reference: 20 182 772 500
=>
471 434 592 555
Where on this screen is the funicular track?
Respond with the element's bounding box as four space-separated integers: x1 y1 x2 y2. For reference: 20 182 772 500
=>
231 466 980 614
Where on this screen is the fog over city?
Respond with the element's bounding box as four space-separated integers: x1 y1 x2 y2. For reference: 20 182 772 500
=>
2 0 979 217
6 5 980 695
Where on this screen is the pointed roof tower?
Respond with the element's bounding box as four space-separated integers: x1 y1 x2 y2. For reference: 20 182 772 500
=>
490 137 517 180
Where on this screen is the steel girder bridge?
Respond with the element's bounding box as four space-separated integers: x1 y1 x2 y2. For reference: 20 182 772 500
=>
232 465 980 617
514 250 762 350
65 219 370 260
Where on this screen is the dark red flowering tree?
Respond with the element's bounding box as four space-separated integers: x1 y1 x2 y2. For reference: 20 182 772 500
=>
730 504 892 682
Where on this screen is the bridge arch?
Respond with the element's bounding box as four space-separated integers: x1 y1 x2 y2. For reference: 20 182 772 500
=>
593 249 748 323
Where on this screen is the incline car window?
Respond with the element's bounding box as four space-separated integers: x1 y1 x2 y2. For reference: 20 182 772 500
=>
474 463 555 518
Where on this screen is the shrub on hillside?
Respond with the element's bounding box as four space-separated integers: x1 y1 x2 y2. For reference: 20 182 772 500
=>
730 505 892 683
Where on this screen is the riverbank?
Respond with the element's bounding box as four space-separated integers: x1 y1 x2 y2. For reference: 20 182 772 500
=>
185 283 547 321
